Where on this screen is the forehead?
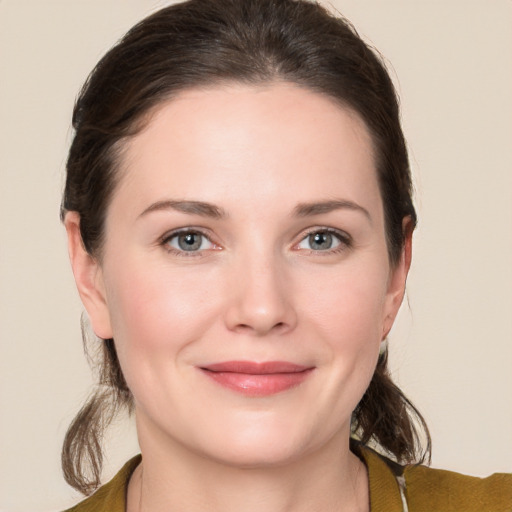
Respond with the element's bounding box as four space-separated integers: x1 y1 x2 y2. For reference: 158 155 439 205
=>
112 82 382 221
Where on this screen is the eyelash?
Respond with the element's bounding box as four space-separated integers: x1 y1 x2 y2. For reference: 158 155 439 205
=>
160 227 352 257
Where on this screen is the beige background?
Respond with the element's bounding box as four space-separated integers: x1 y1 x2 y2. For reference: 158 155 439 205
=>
1 1 511 510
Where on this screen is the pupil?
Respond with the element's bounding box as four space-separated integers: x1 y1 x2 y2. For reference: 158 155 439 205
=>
178 233 201 251
310 232 332 250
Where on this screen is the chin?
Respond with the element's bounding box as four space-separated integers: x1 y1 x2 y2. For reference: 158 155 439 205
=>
189 415 337 470
204 439 307 469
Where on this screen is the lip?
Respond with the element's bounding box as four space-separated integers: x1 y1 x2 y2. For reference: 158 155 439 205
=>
199 361 314 397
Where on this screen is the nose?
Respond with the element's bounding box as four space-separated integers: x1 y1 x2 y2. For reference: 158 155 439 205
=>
224 253 297 336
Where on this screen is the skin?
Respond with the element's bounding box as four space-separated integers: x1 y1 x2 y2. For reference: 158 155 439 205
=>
66 83 412 512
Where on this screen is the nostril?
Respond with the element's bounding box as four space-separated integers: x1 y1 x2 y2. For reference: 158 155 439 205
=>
232 320 288 336
271 322 289 334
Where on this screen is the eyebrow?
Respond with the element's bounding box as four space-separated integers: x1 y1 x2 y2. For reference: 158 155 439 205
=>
138 198 370 222
138 200 227 219
293 199 371 221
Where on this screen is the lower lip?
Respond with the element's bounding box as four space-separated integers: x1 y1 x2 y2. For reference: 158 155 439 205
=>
200 368 314 397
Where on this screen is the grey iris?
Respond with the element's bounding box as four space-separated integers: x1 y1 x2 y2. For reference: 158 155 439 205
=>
178 233 202 251
309 232 332 250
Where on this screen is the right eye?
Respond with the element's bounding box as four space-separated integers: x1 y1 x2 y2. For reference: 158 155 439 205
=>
163 230 216 253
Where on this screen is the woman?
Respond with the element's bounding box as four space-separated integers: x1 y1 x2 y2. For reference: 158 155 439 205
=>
60 0 511 510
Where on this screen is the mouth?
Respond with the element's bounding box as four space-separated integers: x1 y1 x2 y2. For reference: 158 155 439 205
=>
199 361 315 397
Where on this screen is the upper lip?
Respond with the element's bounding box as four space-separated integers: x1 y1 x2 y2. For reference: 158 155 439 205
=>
200 361 313 374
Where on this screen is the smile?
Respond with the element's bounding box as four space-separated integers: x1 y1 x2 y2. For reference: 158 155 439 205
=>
199 361 315 397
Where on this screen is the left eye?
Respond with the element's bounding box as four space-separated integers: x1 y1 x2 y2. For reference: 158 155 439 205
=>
165 231 214 252
297 230 343 251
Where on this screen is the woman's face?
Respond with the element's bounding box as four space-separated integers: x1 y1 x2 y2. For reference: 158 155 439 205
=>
70 83 409 467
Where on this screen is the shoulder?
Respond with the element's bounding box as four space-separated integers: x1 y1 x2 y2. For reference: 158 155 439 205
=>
404 463 512 512
357 445 512 512
63 455 141 512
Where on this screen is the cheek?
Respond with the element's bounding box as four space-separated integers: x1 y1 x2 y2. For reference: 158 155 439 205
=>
102 260 225 378
298 258 389 393
300 259 389 344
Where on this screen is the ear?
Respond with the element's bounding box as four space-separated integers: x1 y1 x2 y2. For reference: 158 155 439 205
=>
64 212 113 340
381 217 413 339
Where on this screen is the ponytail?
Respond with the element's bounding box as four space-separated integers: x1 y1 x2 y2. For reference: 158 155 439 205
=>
351 349 431 465
61 326 133 495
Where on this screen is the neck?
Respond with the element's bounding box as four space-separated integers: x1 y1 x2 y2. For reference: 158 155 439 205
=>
127 422 369 512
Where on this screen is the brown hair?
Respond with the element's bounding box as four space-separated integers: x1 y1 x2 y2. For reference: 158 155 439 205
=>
61 0 430 495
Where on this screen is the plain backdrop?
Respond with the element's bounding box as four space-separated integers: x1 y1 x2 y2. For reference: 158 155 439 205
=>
1 1 511 510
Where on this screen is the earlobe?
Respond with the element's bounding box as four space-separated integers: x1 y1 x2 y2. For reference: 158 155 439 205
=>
64 212 113 340
382 218 413 339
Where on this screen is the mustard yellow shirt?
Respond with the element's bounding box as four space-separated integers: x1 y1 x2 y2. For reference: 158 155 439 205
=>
65 448 512 511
